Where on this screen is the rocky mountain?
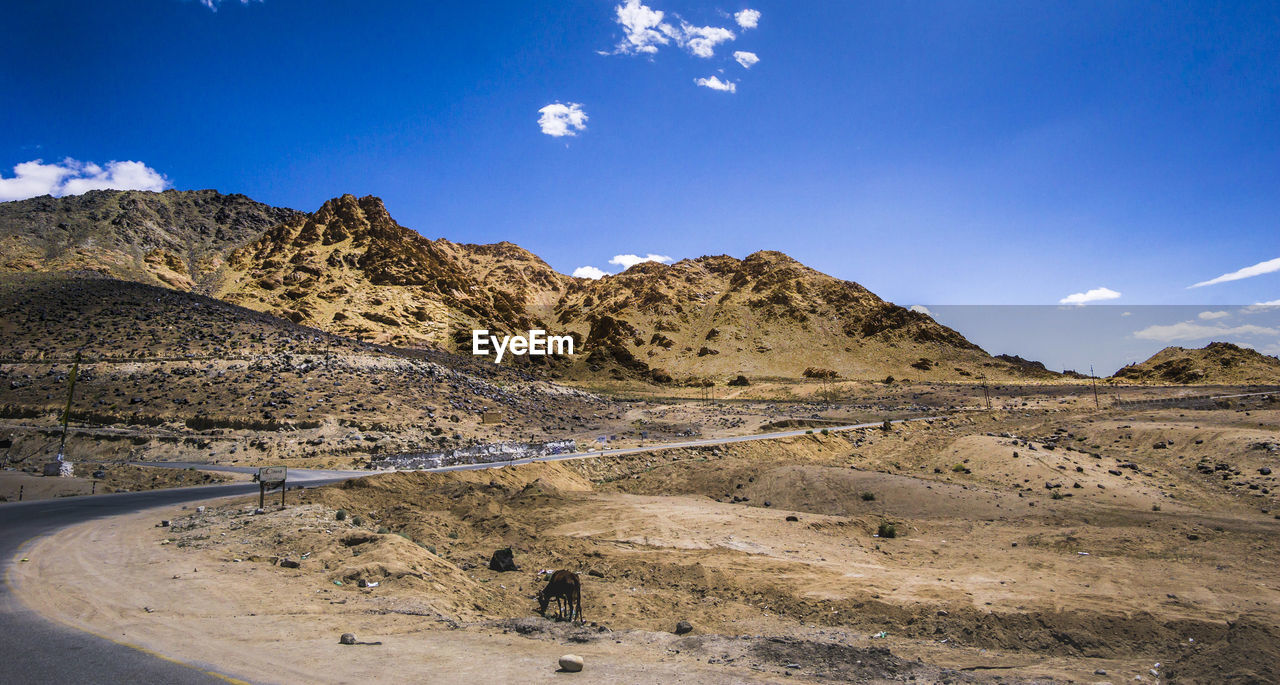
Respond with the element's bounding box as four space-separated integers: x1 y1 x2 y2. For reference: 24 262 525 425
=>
0 189 301 291
553 251 1053 383
1 189 1053 384
1112 342 1280 385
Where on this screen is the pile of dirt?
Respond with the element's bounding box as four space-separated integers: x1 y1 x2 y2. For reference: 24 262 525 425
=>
1164 616 1280 683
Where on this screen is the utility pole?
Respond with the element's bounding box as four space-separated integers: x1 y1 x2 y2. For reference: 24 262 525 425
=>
1090 365 1100 410
57 351 81 462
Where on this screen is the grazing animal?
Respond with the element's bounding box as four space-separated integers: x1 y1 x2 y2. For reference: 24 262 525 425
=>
536 570 582 622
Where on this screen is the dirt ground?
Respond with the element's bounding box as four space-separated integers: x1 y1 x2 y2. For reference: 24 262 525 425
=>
11 399 1280 683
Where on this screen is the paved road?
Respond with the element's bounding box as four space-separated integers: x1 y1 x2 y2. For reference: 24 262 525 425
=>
0 475 359 684
1 416 935 683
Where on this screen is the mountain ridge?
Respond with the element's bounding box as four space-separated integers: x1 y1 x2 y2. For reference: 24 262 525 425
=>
1 189 1053 383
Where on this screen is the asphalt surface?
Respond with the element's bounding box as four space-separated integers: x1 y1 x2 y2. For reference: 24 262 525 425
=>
1 416 934 683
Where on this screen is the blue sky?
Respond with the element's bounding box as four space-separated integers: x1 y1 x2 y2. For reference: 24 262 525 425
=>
3 0 1279 315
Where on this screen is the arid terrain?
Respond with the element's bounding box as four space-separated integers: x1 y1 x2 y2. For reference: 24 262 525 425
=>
14 393 1280 683
4 189 1280 683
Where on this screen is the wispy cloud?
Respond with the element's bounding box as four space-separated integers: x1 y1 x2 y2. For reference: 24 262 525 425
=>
610 253 672 269
1132 320 1279 343
694 75 736 92
537 102 588 137
610 2 737 59
571 265 608 280
734 9 761 29
1198 310 1230 320
1189 257 1280 288
733 50 759 68
196 0 261 11
612 0 676 55
677 22 735 58
909 305 932 316
1058 287 1121 305
0 158 169 202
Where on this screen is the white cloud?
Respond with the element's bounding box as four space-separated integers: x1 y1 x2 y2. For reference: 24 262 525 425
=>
1198 310 1230 320
733 50 759 68
609 253 672 269
1189 257 1280 288
537 102 588 137
612 0 676 55
695 75 737 92
0 158 169 202
1132 321 1279 343
572 265 608 280
197 0 261 11
734 8 760 29
677 22 735 58
1058 287 1121 305
909 305 932 316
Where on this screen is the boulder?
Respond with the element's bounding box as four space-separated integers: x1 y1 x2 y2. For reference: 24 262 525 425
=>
558 654 584 672
489 548 518 572
339 633 356 645
674 620 693 635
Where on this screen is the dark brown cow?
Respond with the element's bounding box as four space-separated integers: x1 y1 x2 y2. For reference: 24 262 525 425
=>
536 570 582 622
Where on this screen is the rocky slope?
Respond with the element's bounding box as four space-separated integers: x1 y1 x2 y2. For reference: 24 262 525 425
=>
1 190 1054 384
0 189 301 291
553 252 1050 383
0 272 613 466
1112 342 1280 385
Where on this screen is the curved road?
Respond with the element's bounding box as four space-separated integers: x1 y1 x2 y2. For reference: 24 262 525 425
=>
1 417 935 683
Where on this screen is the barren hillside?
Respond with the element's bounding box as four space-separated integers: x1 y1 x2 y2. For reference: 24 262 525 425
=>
1113 342 1280 384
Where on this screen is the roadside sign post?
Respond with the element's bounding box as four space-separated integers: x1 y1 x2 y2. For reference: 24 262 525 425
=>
258 466 287 509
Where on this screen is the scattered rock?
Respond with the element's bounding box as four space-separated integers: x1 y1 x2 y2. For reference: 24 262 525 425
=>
339 633 357 645
785 515 799 522
558 654 584 672
674 620 693 635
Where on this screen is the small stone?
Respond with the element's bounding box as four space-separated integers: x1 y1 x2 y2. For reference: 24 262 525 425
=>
196 506 206 513
159 520 170 527
587 569 604 578
1095 669 1107 675
279 558 300 569
674 620 693 635
785 515 799 522
558 654 584 672
339 633 357 645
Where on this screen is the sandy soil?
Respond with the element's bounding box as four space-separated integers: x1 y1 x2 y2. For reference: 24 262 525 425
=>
11 403 1280 684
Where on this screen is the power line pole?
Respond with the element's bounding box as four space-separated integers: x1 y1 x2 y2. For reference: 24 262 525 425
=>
57 351 81 462
1090 365 1100 410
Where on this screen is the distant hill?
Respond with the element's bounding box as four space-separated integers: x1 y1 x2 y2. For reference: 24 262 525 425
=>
0 189 300 291
1112 342 1280 384
0 190 1057 384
